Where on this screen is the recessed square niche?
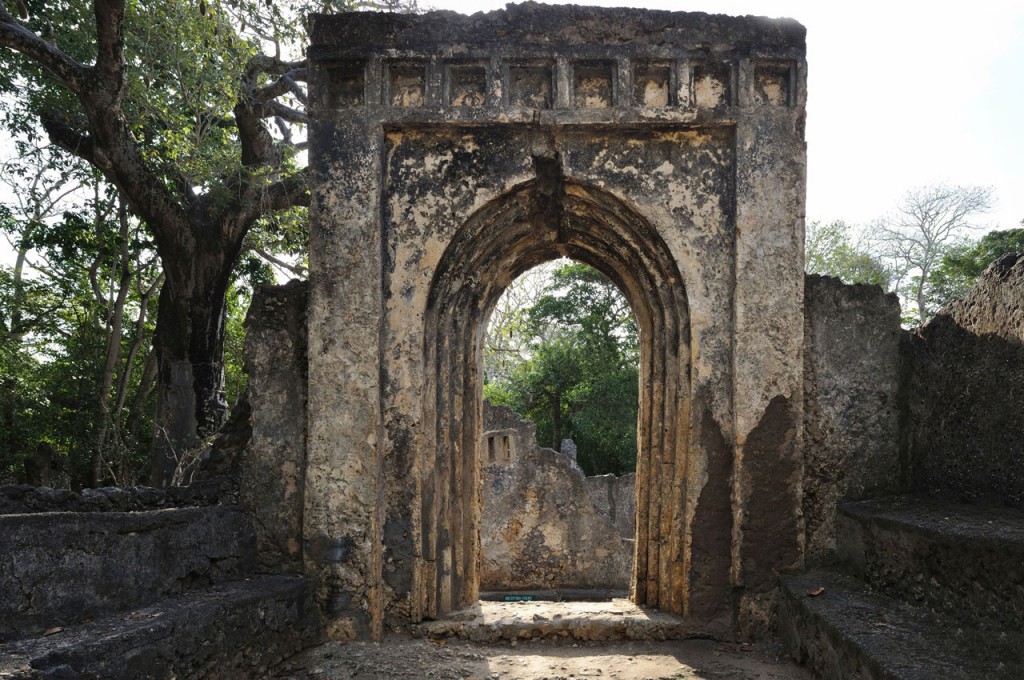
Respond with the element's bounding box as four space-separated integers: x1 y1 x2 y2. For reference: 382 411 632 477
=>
754 62 792 106
507 61 553 109
324 61 366 108
634 62 672 107
387 61 426 108
448 63 487 108
574 61 615 108
691 61 730 108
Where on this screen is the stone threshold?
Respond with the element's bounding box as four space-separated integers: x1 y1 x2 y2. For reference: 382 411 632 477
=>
413 598 716 642
479 588 628 602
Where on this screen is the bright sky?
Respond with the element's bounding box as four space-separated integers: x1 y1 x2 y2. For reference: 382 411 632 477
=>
428 0 1024 232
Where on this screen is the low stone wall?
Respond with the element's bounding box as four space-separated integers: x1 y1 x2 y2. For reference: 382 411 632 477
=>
481 403 633 591
0 506 255 641
0 478 232 514
903 254 1024 507
801 275 903 564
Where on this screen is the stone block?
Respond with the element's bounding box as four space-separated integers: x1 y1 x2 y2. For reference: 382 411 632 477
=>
0 507 255 641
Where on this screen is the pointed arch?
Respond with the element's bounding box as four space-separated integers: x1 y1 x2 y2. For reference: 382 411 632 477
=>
414 174 692 620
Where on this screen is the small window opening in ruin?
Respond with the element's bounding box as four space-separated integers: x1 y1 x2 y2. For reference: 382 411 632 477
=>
690 60 731 108
634 61 672 107
506 60 553 109
448 62 488 108
753 61 795 107
480 258 639 608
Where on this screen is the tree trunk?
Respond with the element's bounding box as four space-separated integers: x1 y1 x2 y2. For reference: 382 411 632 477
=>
150 253 233 486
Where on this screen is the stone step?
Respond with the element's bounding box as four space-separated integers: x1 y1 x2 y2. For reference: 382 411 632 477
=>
0 506 256 642
412 598 712 642
837 495 1024 629
779 569 1024 680
0 575 321 680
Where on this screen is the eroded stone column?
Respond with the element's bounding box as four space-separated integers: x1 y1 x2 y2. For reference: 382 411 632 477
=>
305 73 386 638
731 57 808 635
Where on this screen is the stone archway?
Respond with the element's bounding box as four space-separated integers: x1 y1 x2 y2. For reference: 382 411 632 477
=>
418 171 691 620
303 5 807 641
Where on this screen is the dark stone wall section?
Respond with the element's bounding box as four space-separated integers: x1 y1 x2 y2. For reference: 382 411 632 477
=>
0 479 232 514
903 254 1024 507
802 275 903 564
241 280 310 572
741 395 802 586
686 402 733 627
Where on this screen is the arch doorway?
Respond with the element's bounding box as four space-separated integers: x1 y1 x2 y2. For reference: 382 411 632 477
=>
416 171 691 620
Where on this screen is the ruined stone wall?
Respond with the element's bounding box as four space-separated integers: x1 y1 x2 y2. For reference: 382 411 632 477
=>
239 280 309 572
586 473 636 542
0 506 255 641
481 404 632 591
801 275 903 564
903 254 1024 507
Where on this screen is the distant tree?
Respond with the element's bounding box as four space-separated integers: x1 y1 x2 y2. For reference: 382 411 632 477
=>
483 262 556 384
871 184 994 325
805 219 890 287
926 228 1024 312
484 262 639 476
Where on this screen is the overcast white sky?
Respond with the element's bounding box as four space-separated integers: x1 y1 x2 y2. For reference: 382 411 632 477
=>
429 0 1024 232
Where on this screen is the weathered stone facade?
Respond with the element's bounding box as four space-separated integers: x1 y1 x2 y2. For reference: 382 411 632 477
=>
305 4 807 639
480 403 632 591
586 473 637 544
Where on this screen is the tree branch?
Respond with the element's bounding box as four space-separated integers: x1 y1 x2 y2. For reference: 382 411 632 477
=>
254 66 308 105
93 0 126 98
0 7 89 94
234 56 309 168
261 168 311 213
220 167 310 246
41 114 100 167
265 100 309 125
253 247 308 279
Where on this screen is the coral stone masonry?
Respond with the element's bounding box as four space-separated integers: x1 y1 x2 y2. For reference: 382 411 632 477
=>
305 3 807 640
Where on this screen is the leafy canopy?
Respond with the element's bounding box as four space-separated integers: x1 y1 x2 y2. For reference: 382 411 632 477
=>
484 261 639 476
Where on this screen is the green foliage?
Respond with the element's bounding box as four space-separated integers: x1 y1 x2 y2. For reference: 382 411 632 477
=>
484 262 639 476
805 220 890 287
926 228 1024 312
0 167 162 487
0 0 420 485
